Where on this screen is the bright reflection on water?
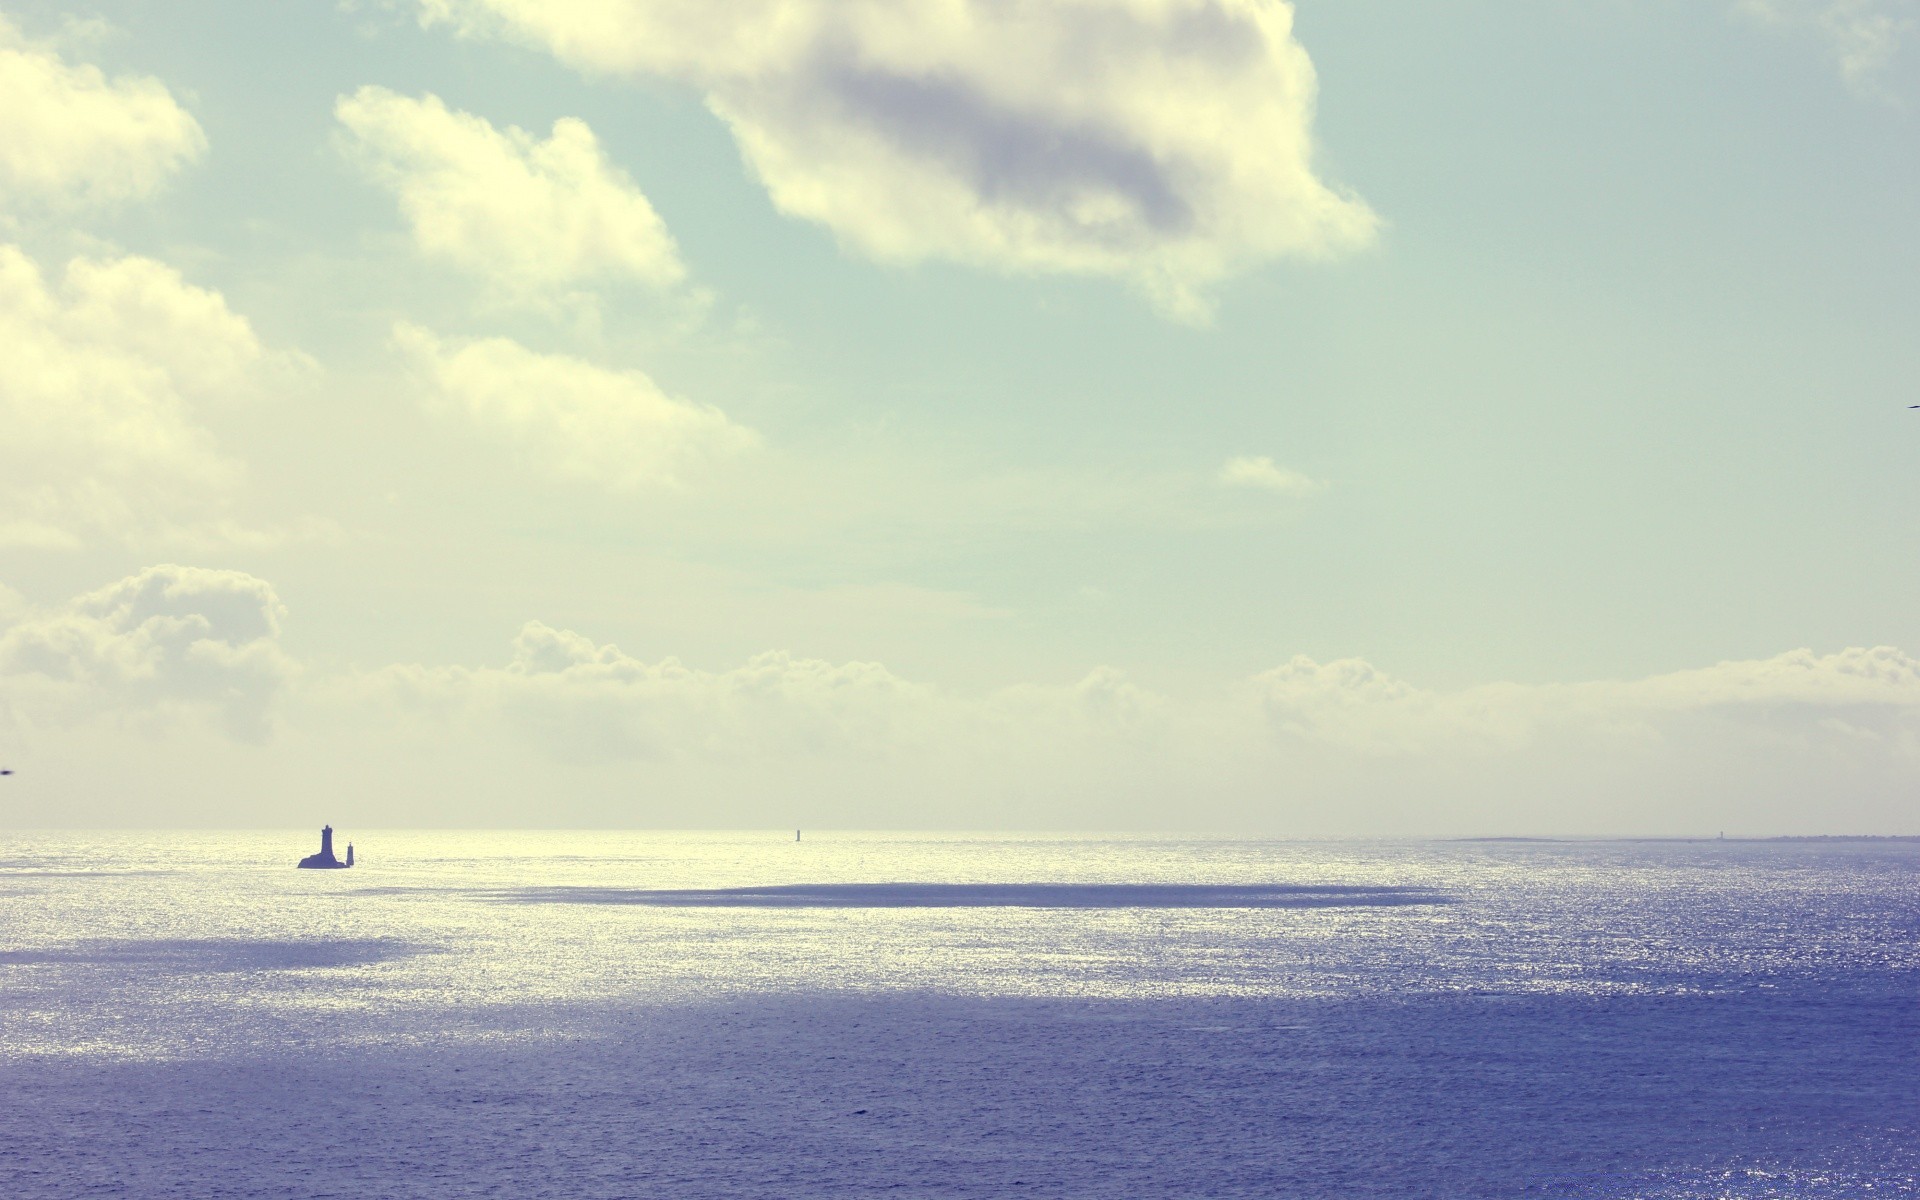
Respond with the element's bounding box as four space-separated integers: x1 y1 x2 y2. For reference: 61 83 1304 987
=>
2 832 1916 1198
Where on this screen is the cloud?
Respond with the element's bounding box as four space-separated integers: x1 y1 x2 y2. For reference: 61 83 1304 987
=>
367 623 1920 779
340 619 1194 833
0 243 311 548
1253 657 1543 757
1252 646 1920 758
0 566 295 741
336 86 686 304
0 15 205 208
414 0 1377 319
11 568 1920 830
1612 644 1920 710
367 620 943 761
1217 455 1324 495
393 322 757 489
1737 0 1918 92
324 619 1920 831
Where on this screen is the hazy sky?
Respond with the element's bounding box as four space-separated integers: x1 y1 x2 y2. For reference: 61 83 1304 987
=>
1 0 1917 832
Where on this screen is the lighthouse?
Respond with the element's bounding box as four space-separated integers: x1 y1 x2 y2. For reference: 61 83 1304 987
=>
296 825 351 869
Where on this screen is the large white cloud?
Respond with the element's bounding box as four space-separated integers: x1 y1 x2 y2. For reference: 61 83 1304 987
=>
0 565 295 741
393 321 758 489
0 16 205 209
336 86 686 303
415 0 1378 318
0 244 300 548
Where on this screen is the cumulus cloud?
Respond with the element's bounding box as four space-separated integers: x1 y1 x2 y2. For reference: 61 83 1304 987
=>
0 243 307 548
336 86 686 304
393 321 757 489
414 0 1377 319
0 565 295 741
1737 0 1918 92
0 15 206 208
1217 455 1324 495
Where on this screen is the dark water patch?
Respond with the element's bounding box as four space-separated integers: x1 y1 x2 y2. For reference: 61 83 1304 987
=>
0 937 425 973
0 985 1913 1199
486 882 1455 909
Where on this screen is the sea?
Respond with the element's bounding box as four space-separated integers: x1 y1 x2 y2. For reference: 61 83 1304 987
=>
1 831 1915 1199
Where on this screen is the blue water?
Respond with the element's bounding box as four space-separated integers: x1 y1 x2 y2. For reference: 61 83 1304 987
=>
1 833 1915 1198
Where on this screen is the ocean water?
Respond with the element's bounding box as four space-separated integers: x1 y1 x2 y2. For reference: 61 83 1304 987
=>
1 832 1915 1198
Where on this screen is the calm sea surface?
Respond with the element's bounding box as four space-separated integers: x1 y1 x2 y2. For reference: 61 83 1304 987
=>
1 832 1915 1198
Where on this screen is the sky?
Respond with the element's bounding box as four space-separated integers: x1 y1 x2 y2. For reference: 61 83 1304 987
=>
0 0 1917 833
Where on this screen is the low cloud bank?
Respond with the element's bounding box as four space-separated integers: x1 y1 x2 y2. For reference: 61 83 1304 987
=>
4 567 1918 831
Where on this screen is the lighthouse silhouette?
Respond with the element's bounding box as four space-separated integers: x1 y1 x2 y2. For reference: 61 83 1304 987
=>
296 825 351 870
